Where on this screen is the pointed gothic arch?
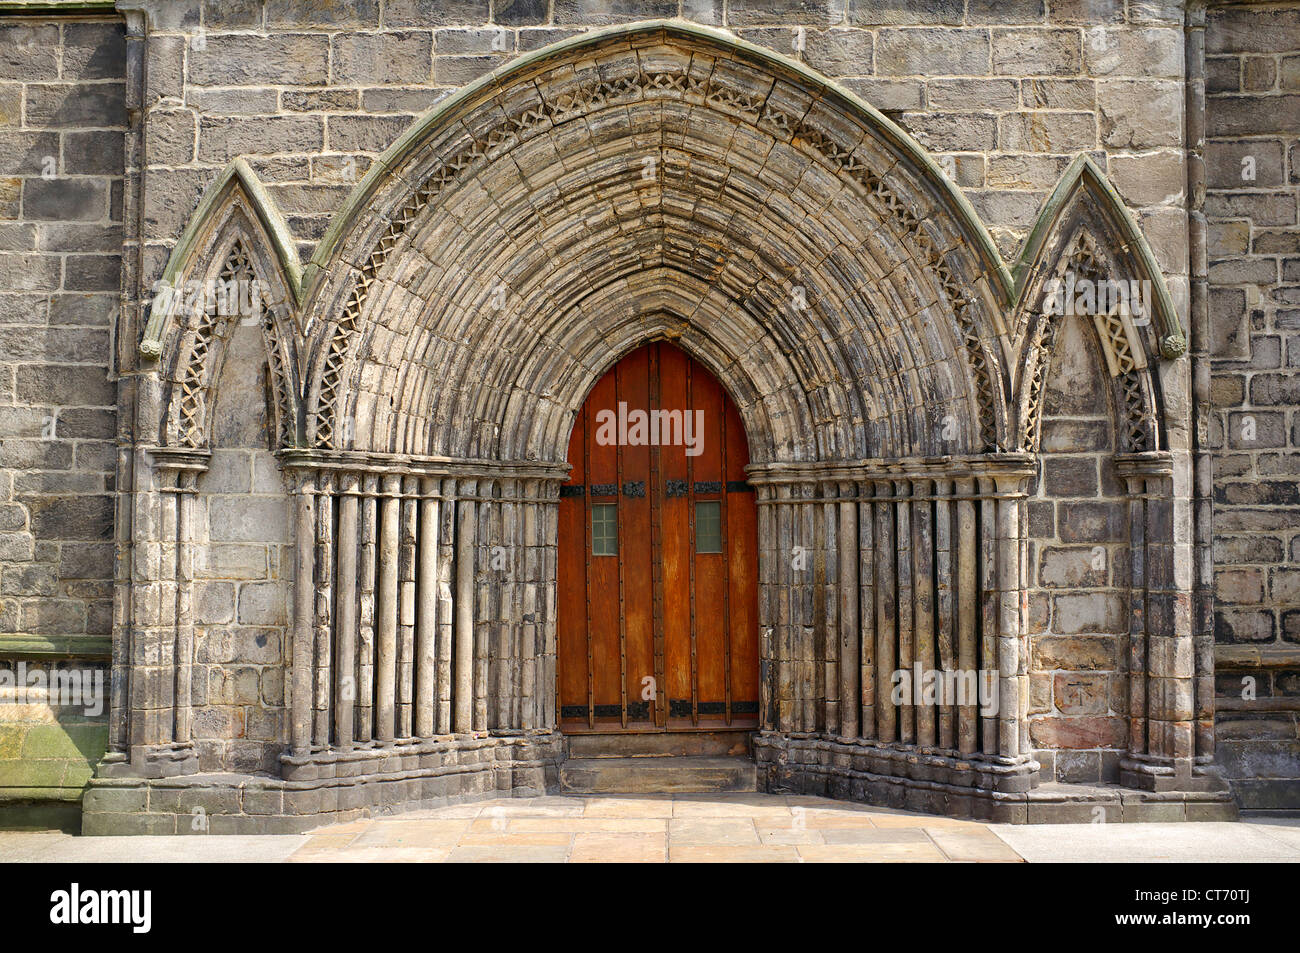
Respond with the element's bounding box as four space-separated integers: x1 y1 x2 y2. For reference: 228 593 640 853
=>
1010 155 1186 454
294 20 1018 461
142 158 305 450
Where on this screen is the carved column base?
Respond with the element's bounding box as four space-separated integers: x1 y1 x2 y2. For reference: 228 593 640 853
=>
1119 754 1230 793
96 743 200 780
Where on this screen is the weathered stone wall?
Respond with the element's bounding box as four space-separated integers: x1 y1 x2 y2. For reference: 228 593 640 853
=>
130 0 1187 285
189 318 291 775
0 14 123 815
1027 312 1130 784
1205 1 1300 809
18 0 1300 818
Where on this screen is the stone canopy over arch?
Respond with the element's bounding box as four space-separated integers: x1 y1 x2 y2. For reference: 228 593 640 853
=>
1009 155 1185 455
296 20 1020 464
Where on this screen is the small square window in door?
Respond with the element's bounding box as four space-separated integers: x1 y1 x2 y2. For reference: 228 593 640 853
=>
695 500 722 553
591 503 618 556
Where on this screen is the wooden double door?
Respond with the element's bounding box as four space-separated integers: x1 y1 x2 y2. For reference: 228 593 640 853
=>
558 342 759 731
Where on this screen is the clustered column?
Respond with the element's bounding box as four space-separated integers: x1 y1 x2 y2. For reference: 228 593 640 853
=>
287 464 560 763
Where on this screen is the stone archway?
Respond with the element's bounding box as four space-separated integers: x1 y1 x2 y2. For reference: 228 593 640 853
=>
90 21 1231 832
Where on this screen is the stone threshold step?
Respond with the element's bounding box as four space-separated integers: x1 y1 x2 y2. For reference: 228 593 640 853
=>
560 756 757 794
564 730 753 760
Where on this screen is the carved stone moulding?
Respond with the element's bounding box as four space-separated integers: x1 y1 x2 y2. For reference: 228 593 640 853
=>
83 734 564 835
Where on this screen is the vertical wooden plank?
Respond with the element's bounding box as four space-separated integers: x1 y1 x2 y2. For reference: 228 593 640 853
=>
692 366 728 724
725 397 759 725
614 365 628 728
660 344 691 724
619 348 654 726
649 343 666 727
586 369 620 726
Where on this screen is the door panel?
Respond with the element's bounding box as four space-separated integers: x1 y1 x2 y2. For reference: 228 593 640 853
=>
558 341 759 732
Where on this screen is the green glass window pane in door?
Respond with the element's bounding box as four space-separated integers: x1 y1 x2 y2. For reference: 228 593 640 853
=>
695 500 722 553
592 503 618 556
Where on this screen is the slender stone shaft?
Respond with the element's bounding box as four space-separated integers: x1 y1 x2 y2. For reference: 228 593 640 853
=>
913 482 936 747
173 473 195 745
376 474 400 741
357 477 377 741
874 487 896 742
398 476 418 737
455 490 476 733
415 479 439 738
838 490 859 739
335 474 359 748
955 478 978 755
291 472 315 755
313 472 334 747
858 489 876 739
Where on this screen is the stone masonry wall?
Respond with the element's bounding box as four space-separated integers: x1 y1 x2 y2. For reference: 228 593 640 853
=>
189 318 291 776
132 0 1187 288
1027 312 1130 784
0 0 1221 810
0 14 124 814
1205 1 1300 809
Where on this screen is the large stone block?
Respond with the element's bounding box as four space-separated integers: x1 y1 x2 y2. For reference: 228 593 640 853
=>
332 31 432 85
189 33 330 86
876 28 991 75
992 28 1081 75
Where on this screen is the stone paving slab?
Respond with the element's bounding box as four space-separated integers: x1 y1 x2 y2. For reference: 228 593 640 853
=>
5 796 1296 863
990 816 1300 863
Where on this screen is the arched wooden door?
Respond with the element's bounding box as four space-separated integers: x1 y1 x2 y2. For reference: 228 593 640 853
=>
558 342 759 732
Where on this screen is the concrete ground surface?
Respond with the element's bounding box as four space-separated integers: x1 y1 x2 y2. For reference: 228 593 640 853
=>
1 793 1297 863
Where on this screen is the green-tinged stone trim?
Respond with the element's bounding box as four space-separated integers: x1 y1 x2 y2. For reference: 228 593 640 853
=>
302 19 1015 308
0 799 83 832
0 1 116 12
0 635 111 660
139 157 303 358
1014 154 1187 360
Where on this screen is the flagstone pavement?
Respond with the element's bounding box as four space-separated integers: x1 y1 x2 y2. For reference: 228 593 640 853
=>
3 793 1298 863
